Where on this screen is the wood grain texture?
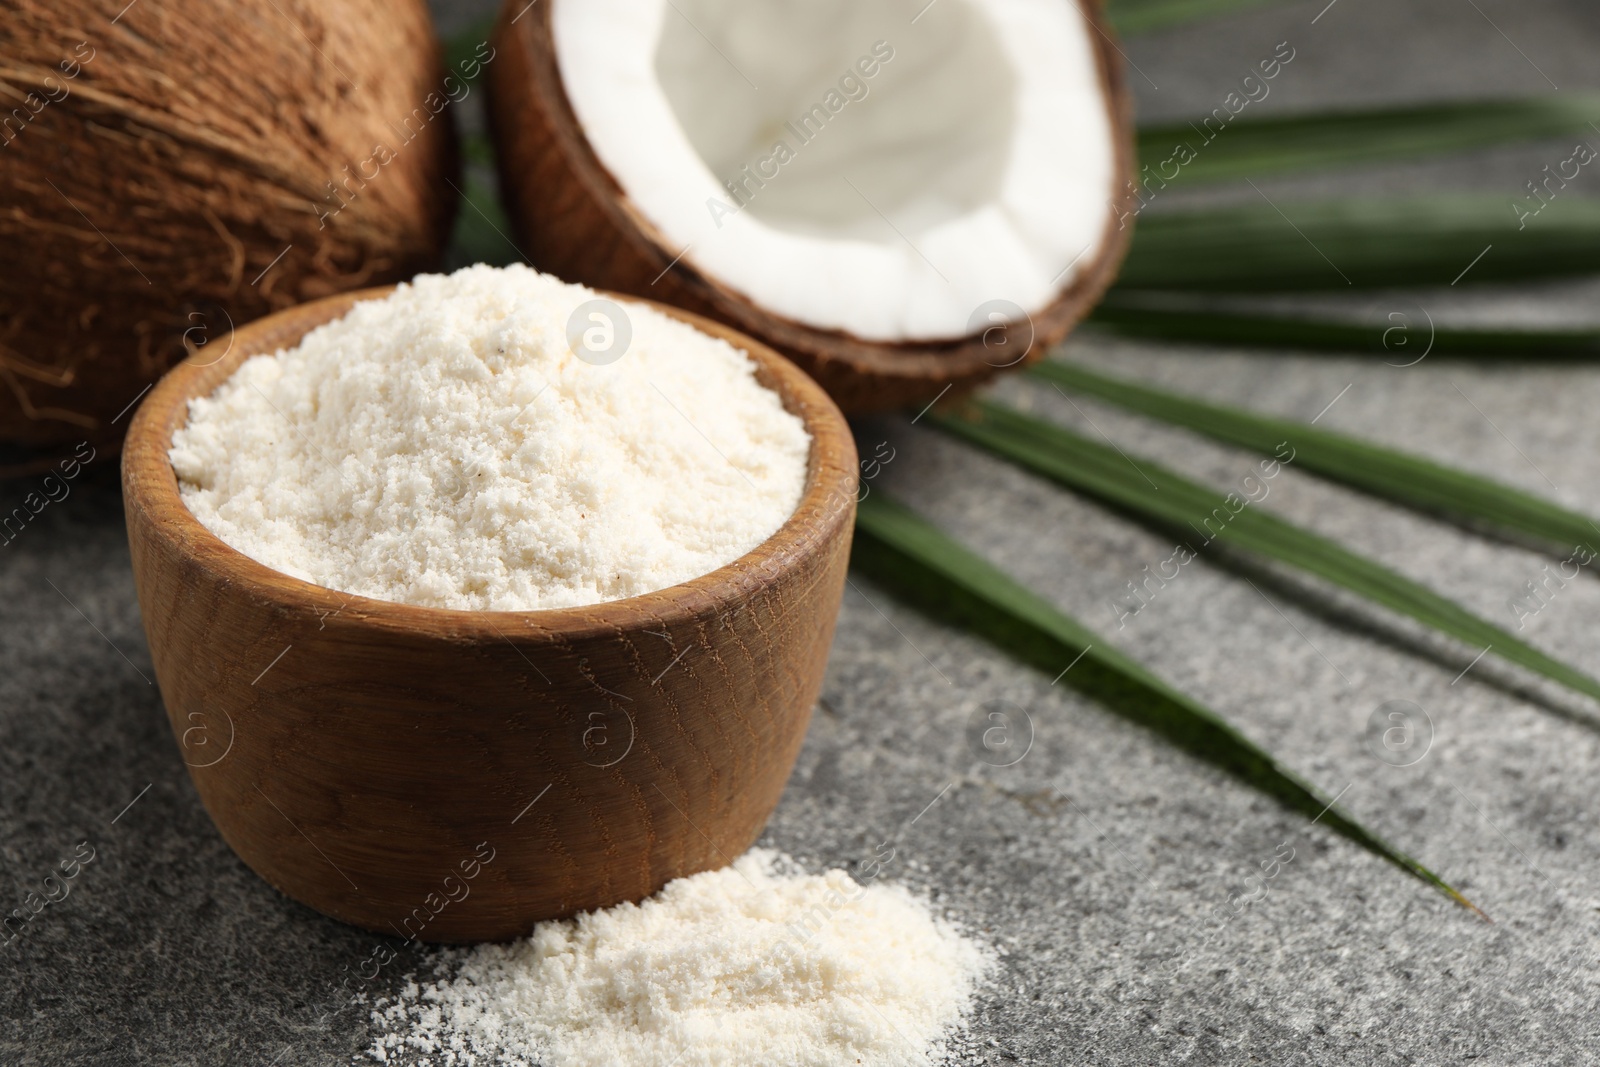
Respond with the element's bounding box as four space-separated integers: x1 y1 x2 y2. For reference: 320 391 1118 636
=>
121 287 857 943
484 0 1136 415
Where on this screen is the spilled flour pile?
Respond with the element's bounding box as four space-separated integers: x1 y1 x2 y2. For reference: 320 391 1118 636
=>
170 264 810 611
367 849 993 1067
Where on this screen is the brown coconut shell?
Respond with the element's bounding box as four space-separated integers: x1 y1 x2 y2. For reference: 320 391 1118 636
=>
486 0 1135 413
0 0 458 449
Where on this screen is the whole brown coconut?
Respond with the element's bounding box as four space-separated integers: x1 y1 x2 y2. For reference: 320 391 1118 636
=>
0 0 458 449
486 0 1134 414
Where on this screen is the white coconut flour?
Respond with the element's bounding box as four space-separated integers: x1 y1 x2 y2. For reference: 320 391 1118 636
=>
367 849 993 1067
170 264 810 611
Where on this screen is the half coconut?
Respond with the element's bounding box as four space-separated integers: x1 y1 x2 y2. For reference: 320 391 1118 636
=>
488 0 1134 411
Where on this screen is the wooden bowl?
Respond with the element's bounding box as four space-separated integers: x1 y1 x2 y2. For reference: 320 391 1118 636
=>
121 287 857 942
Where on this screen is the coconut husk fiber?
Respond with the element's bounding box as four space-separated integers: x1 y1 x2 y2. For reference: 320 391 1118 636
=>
0 0 458 449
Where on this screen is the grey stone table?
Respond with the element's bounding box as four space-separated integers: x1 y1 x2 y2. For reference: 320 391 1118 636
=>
6 0 1600 1063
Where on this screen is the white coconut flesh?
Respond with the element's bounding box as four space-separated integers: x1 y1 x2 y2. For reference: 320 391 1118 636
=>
551 0 1116 343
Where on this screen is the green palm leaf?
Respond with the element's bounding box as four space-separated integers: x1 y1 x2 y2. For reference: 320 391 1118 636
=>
1107 0 1288 35
1117 196 1600 291
1138 96 1600 185
447 172 523 268
1031 359 1600 555
1088 300 1600 356
442 15 497 83
852 491 1478 910
934 399 1600 706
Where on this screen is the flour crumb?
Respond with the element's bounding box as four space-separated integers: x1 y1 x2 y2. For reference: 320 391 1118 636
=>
170 264 810 611
366 849 993 1067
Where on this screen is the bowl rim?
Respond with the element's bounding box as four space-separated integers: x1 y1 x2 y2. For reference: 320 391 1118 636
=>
122 283 858 644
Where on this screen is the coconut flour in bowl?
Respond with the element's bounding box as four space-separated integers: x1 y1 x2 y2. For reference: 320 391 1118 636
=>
169 264 810 611
163 268 994 1064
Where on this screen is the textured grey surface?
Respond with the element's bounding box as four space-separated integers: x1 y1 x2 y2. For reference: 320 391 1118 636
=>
7 0 1600 1064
